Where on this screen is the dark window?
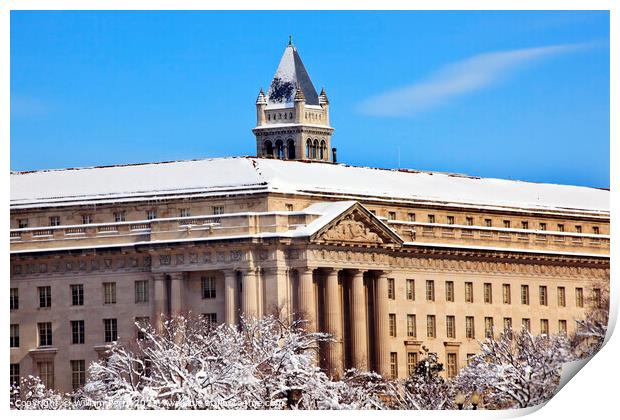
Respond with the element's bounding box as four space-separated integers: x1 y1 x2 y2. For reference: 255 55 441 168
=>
201 276 216 299
49 216 60 226
104 319 118 343
10 288 18 310
39 286 51 308
71 360 86 390
10 324 19 348
71 320 85 344
10 363 20 387
38 322 53 347
71 284 84 306
135 281 149 303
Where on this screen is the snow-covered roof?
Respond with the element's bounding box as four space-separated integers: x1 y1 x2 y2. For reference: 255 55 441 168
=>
10 157 609 216
266 43 319 107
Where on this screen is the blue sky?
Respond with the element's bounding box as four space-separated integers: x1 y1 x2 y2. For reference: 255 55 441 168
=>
11 11 609 188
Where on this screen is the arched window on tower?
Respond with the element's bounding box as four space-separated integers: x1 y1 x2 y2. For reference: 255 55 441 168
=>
264 140 273 157
320 140 327 160
306 139 311 159
275 140 285 159
313 140 319 159
287 139 295 159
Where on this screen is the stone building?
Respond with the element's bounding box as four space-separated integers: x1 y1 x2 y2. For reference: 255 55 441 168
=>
10 40 610 393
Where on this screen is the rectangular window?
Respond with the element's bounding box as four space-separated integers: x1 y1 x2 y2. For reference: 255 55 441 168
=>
576 287 584 307
38 322 53 347
539 286 548 306
18 219 29 229
37 361 54 390
426 280 435 301
201 276 217 299
10 363 20 387
387 278 395 300
407 314 416 337
103 282 117 304
82 214 93 224
465 316 475 339
38 286 51 308
71 360 86 391
593 226 600 235
135 280 149 303
521 221 529 230
465 217 473 226
539 222 547 231
484 218 492 227
71 320 85 344
114 211 126 222
389 314 397 337
465 282 473 303
104 319 118 343
407 352 418 376
484 317 494 338
388 211 396 221
390 352 398 379
406 279 415 300
10 288 18 310
135 317 150 340
408 213 416 222
147 210 157 220
447 216 455 225
445 281 454 302
426 315 436 338
557 287 566 307
285 203 294 212
49 216 60 226
559 320 568 335
446 353 457 378
521 285 530 305
503 317 512 333
540 319 549 335
446 315 456 339
203 313 217 325
213 206 224 215
522 318 531 332
179 208 191 218
502 284 511 304
10 324 19 348
503 220 511 228
558 224 565 232
427 214 435 223
575 225 582 233
593 288 602 309
71 284 84 306
484 283 492 304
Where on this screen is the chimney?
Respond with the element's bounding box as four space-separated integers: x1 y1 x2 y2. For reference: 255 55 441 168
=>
332 148 337 163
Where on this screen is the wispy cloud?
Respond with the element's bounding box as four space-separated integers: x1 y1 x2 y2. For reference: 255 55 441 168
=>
357 42 593 117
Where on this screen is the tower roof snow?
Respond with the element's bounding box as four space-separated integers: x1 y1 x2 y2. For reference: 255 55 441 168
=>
266 44 319 107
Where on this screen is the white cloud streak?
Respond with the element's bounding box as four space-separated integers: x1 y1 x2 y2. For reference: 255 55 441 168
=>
357 42 593 117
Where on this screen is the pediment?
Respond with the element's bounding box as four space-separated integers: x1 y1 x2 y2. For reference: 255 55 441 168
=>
311 204 403 247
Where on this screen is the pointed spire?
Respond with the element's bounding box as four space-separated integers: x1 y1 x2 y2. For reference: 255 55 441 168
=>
266 42 319 106
256 88 267 105
319 87 329 105
294 84 305 101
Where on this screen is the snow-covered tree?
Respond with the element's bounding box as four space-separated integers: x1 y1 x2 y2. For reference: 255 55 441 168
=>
455 329 571 409
570 283 609 359
10 376 72 410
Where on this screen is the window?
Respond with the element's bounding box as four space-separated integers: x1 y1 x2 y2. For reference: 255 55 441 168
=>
38 322 52 347
521 285 530 305
446 353 457 378
406 279 415 300
466 354 476 366
213 206 224 215
285 203 294 212
558 224 565 232
445 281 454 302
407 314 416 337
71 320 85 344
576 287 584 307
18 219 28 228
539 222 546 231
557 287 566 307
49 216 60 226
426 315 436 338
408 213 416 222
389 314 397 337
464 282 473 303
503 317 512 333
10 363 20 387
559 320 568 335
114 211 126 222
502 284 511 304
484 317 494 338
39 286 51 308
201 276 216 299
427 214 435 223
447 216 455 225
390 353 398 379
387 278 395 300
593 288 602 309
484 283 492 304
203 313 217 326
82 214 93 224
465 316 475 339
484 218 492 227
407 352 418 376
147 210 157 220
539 286 548 306
179 208 191 218
103 282 116 304
71 284 84 306
10 324 19 348
503 220 511 228
540 319 549 336
37 361 54 389
522 318 531 332
388 212 396 221
104 319 118 343
135 280 149 303
426 280 435 301
465 217 473 226
10 288 18 310
575 225 582 233
135 317 149 340
593 226 600 235
521 221 529 230
446 316 456 339
71 360 86 391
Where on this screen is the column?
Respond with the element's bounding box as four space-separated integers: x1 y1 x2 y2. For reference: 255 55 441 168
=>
224 270 238 325
152 273 167 331
298 268 317 331
169 272 185 318
350 270 369 371
324 268 344 378
241 268 259 318
375 273 390 377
